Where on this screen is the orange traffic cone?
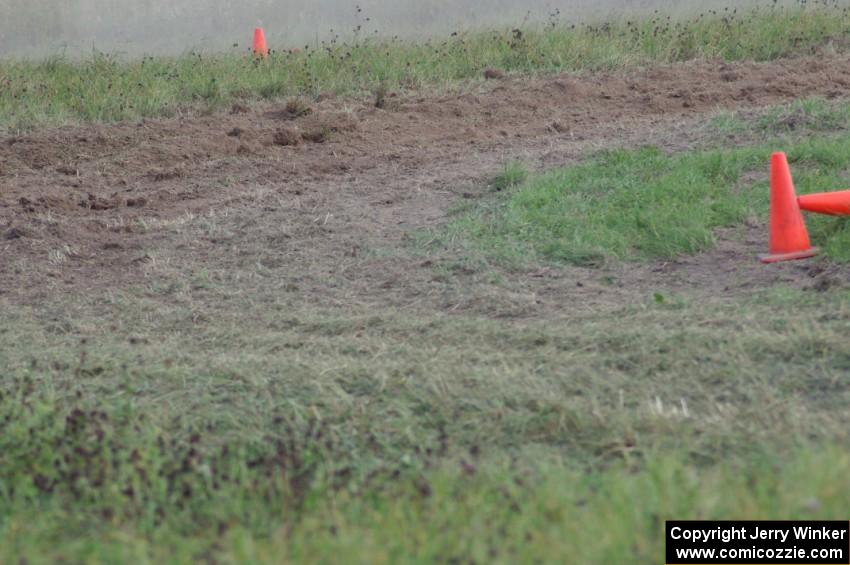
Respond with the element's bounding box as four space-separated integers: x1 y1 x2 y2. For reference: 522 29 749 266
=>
798 190 850 216
759 152 818 264
253 28 269 58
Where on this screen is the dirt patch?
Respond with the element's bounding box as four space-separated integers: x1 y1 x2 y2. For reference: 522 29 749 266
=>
3 55 850 313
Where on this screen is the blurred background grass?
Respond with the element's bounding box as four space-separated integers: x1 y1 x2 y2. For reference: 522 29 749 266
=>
2 1 850 131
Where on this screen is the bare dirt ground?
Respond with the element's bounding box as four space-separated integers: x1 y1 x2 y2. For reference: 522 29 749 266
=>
3 55 850 317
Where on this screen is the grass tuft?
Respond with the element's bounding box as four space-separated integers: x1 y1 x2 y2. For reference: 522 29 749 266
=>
492 160 529 192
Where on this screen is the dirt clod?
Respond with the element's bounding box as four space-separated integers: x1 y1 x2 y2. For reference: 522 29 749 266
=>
285 98 313 118
273 127 301 146
266 99 314 121
4 227 26 240
148 168 184 182
126 198 148 208
811 276 841 292
301 128 330 144
56 166 78 176
374 81 389 109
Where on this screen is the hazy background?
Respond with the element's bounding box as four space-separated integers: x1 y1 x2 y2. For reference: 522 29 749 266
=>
1 0 794 59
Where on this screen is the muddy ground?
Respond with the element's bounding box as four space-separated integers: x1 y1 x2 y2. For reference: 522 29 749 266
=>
2 55 849 318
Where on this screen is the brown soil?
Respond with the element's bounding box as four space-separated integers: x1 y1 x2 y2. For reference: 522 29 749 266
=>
2 55 850 316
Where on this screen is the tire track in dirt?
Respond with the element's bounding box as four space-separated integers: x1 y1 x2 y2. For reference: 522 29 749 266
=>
2 55 850 312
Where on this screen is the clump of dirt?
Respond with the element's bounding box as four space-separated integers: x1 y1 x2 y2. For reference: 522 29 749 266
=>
304 112 360 133
18 195 81 214
273 127 301 146
805 263 846 292
267 98 313 121
811 275 842 292
374 81 389 109
286 98 312 117
301 128 331 144
484 68 505 80
297 112 360 143
548 78 589 97
147 168 185 182
79 194 120 211
270 110 360 145
56 165 79 176
4 227 28 240
125 197 147 208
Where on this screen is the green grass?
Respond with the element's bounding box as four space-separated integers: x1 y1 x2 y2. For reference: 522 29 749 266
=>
711 97 850 136
491 160 529 192
5 449 850 563
442 132 850 266
2 1 850 131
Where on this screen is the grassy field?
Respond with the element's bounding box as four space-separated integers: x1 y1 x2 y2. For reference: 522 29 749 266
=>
1 1 850 131
5 2 850 563
3 283 850 562
4 97 850 561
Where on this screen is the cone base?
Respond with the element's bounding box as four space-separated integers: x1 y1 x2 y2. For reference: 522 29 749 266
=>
759 247 819 264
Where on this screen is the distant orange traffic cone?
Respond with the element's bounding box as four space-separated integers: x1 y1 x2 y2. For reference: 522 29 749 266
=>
798 190 850 216
760 152 818 264
253 28 269 58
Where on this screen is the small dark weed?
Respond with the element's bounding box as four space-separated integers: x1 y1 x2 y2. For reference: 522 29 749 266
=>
284 97 313 118
373 80 389 109
302 127 332 143
492 161 528 191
